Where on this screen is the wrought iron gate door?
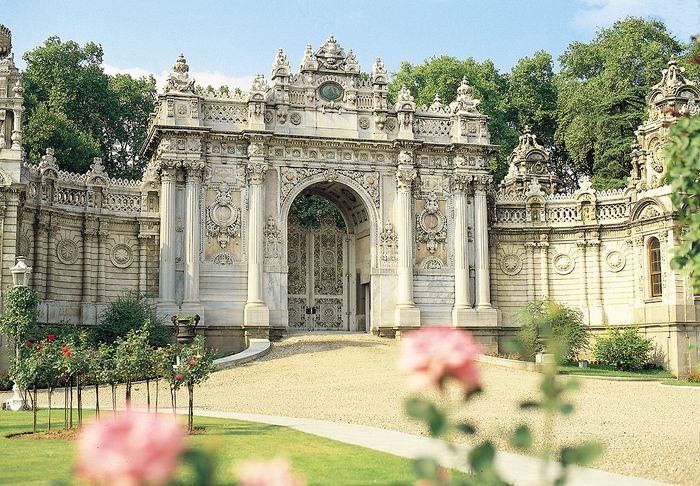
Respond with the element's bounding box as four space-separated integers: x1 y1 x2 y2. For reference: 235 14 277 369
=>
287 214 347 330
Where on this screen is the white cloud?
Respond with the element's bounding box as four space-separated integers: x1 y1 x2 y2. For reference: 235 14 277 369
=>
102 63 254 92
574 0 700 40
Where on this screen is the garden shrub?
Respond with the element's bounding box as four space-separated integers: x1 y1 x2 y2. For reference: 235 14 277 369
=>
0 370 12 391
517 299 590 363
593 328 653 371
687 372 700 383
93 291 170 346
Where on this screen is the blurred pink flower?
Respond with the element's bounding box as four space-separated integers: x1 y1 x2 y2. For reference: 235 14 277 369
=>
76 411 187 486
239 459 306 486
399 327 481 393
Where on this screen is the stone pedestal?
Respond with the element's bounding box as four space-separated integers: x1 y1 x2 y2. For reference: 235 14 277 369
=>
3 383 26 411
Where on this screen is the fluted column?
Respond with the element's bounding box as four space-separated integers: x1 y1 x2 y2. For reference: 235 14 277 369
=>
538 239 550 298
394 152 420 329
452 172 473 326
474 176 492 309
577 240 589 321
158 166 177 306
244 143 270 332
182 162 204 310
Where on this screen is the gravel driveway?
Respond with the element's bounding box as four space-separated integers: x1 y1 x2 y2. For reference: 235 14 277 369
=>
2 332 697 485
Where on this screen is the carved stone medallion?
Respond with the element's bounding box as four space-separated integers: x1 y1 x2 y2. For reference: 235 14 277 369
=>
500 253 522 275
290 112 302 125
206 183 241 248
552 253 574 275
416 193 446 254
605 250 626 273
359 117 370 129
110 243 134 268
56 239 79 265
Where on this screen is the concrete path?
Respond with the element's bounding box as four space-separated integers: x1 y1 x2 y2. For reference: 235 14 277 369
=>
192 409 672 486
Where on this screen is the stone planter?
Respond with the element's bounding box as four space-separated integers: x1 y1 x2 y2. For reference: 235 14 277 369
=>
578 359 589 368
172 314 200 346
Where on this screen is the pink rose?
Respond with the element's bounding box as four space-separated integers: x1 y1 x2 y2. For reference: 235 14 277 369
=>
75 411 187 486
238 459 306 486
399 327 481 393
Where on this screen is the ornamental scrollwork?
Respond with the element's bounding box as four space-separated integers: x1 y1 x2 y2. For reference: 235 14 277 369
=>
206 182 241 248
416 193 446 254
379 221 397 264
264 216 282 260
246 162 269 184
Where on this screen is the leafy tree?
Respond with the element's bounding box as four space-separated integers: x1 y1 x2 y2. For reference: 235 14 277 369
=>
290 195 344 228
94 291 170 347
22 36 156 177
114 325 152 407
389 56 518 181
177 335 215 432
556 18 692 189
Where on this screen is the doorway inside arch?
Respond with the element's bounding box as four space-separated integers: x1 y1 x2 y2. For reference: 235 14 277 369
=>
286 182 371 331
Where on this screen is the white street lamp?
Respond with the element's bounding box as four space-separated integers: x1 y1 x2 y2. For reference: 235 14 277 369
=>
3 256 32 411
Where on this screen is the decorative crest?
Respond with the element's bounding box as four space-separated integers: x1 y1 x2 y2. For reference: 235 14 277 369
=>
371 58 387 84
345 49 360 74
0 24 11 59
38 148 59 176
397 85 415 104
300 44 318 71
249 73 269 93
315 35 347 70
165 53 195 94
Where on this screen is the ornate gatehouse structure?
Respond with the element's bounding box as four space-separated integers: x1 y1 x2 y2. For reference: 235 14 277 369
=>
0 27 698 375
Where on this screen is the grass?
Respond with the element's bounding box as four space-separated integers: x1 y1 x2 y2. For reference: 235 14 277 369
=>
660 379 700 387
0 409 466 486
558 363 675 379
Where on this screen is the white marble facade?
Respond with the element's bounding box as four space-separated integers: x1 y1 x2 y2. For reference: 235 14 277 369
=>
0 28 698 375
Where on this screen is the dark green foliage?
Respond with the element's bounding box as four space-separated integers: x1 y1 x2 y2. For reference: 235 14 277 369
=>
0 370 12 391
0 286 39 350
593 328 653 371
290 195 345 228
555 18 692 189
517 299 591 363
22 36 156 177
93 291 171 347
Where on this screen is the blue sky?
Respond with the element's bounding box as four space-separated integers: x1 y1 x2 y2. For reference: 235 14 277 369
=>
2 0 699 90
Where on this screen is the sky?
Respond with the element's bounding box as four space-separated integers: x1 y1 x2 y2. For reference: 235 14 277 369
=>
2 0 699 91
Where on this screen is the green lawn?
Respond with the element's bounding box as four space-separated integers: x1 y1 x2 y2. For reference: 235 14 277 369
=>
0 409 465 486
661 379 700 387
558 363 675 379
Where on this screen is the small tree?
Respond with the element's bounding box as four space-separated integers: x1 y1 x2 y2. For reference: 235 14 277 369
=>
177 335 215 432
95 343 119 415
517 299 591 363
1 286 39 400
114 325 151 408
12 341 48 432
152 345 176 414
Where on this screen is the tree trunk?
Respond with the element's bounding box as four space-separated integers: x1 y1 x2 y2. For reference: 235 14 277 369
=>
154 378 159 414
111 384 116 417
188 382 194 432
95 383 100 420
64 381 69 430
125 380 132 410
32 386 37 433
77 376 82 428
47 387 52 431
170 386 177 416
146 378 151 412
69 377 74 429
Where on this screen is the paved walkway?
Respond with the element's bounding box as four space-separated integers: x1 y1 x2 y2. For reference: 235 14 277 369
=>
191 409 671 486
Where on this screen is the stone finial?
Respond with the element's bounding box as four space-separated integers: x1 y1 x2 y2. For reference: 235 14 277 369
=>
371 58 387 84
397 85 414 103
577 175 593 193
38 148 59 176
0 24 11 59
165 53 195 94
249 73 269 93
345 49 360 74
300 43 318 71
271 48 291 79
315 34 347 70
450 76 480 113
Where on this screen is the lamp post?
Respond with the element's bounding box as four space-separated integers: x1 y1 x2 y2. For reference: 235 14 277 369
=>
4 256 31 411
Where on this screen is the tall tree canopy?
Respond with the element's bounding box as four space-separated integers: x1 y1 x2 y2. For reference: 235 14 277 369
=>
555 18 689 189
22 37 156 178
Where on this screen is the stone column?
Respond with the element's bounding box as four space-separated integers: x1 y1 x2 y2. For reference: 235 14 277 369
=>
588 239 604 324
244 143 270 333
474 176 493 309
137 234 149 294
525 242 536 301
182 162 204 311
394 155 420 329
158 165 178 307
96 221 107 304
452 172 472 326
81 220 96 303
577 240 589 320
538 239 550 298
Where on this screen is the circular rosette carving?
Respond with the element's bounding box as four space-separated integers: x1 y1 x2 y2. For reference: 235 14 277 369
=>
110 243 134 268
605 250 626 273
553 253 575 275
359 117 370 129
500 253 522 275
290 112 302 125
56 239 79 265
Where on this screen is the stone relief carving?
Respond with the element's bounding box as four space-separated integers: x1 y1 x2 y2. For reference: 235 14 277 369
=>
500 253 522 276
420 255 444 269
379 221 397 264
206 182 241 248
110 243 134 268
552 253 575 275
416 193 447 254
290 112 302 125
56 238 79 265
165 54 195 94
212 251 234 265
605 250 626 273
264 216 282 260
279 167 380 208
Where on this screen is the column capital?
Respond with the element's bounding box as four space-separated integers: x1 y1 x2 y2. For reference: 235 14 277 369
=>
396 165 416 191
246 161 269 184
473 174 493 192
452 172 473 193
183 159 206 181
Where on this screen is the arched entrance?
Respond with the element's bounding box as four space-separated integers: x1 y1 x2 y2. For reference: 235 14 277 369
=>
283 180 375 332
